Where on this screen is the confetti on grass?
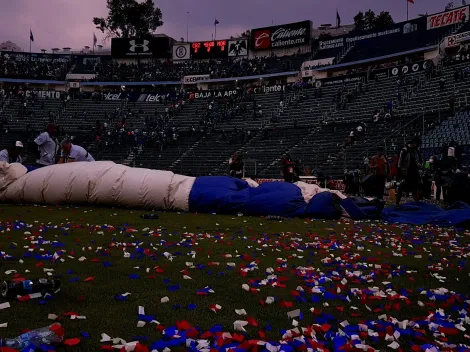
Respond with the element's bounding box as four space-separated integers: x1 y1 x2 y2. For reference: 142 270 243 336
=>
1 209 470 351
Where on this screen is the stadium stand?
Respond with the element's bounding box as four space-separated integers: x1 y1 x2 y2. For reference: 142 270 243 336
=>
1 6 470 183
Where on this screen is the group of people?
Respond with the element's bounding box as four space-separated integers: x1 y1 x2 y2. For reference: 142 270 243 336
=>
0 123 95 168
85 53 307 83
0 54 67 80
367 137 462 205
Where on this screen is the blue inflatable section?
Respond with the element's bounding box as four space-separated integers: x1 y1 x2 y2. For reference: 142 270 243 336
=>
188 177 342 218
382 201 470 227
189 176 470 227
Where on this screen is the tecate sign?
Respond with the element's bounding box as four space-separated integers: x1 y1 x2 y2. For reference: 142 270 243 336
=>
427 6 469 30
251 21 311 50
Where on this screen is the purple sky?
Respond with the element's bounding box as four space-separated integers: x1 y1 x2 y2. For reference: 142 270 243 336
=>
0 0 456 52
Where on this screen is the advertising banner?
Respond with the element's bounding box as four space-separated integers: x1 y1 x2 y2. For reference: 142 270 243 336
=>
314 73 366 88
251 21 312 50
172 43 190 60
389 61 428 76
103 91 179 102
192 90 238 99
183 74 211 84
301 58 334 70
446 31 470 48
228 39 248 57
456 30 470 43
427 6 469 30
23 90 63 99
0 51 70 63
111 37 170 58
318 18 422 50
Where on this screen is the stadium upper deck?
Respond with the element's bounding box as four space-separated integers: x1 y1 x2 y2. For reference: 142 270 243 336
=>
0 5 468 86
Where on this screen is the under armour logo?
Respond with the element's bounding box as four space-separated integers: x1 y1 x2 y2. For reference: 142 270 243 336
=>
129 40 150 52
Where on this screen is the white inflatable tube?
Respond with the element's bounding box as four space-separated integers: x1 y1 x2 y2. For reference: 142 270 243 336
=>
0 161 196 211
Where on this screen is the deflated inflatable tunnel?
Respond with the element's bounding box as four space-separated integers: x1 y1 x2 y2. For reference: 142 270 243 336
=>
0 161 345 219
3 161 470 226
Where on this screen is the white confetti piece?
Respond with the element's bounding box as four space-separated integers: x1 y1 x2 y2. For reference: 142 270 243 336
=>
137 321 146 328
388 341 400 349
138 306 145 315
0 302 10 310
265 296 275 304
48 314 58 320
287 309 300 319
161 296 170 303
235 309 247 315
0 323 7 328
233 320 248 332
100 333 112 342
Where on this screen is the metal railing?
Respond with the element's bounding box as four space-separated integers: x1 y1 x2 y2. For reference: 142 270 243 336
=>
345 109 438 168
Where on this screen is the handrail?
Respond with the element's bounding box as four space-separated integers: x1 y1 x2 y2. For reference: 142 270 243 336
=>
346 110 430 166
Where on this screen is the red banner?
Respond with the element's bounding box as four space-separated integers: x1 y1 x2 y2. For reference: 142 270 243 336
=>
427 6 469 30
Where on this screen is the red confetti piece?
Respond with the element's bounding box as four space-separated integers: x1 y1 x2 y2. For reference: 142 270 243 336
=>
63 338 81 346
0 347 19 352
49 323 65 338
84 277 94 282
63 312 78 317
134 343 149 352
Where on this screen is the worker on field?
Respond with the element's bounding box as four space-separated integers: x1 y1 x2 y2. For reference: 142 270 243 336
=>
58 139 95 163
0 141 24 164
33 123 59 167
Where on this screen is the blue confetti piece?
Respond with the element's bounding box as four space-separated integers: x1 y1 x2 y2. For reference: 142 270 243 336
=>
138 314 155 322
209 325 223 333
69 278 80 283
102 261 112 267
114 294 128 301
80 331 90 339
168 284 180 291
129 274 140 279
188 303 197 310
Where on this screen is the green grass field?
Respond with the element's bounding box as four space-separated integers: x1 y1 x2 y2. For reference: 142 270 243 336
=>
0 204 469 351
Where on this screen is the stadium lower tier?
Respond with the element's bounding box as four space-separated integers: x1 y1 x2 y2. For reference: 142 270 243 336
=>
2 161 470 227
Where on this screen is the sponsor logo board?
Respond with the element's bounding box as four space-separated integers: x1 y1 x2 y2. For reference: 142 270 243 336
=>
192 90 238 99
427 6 469 30
228 39 248 56
318 20 420 50
172 44 190 60
183 74 211 84
251 21 312 50
111 37 170 58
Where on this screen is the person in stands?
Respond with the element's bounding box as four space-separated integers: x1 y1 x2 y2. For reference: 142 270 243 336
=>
369 147 389 200
0 141 24 164
395 137 423 206
435 147 457 203
58 139 95 163
282 154 298 183
33 123 59 167
229 152 244 179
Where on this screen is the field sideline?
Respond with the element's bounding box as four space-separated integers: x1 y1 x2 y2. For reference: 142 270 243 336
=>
0 204 469 351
